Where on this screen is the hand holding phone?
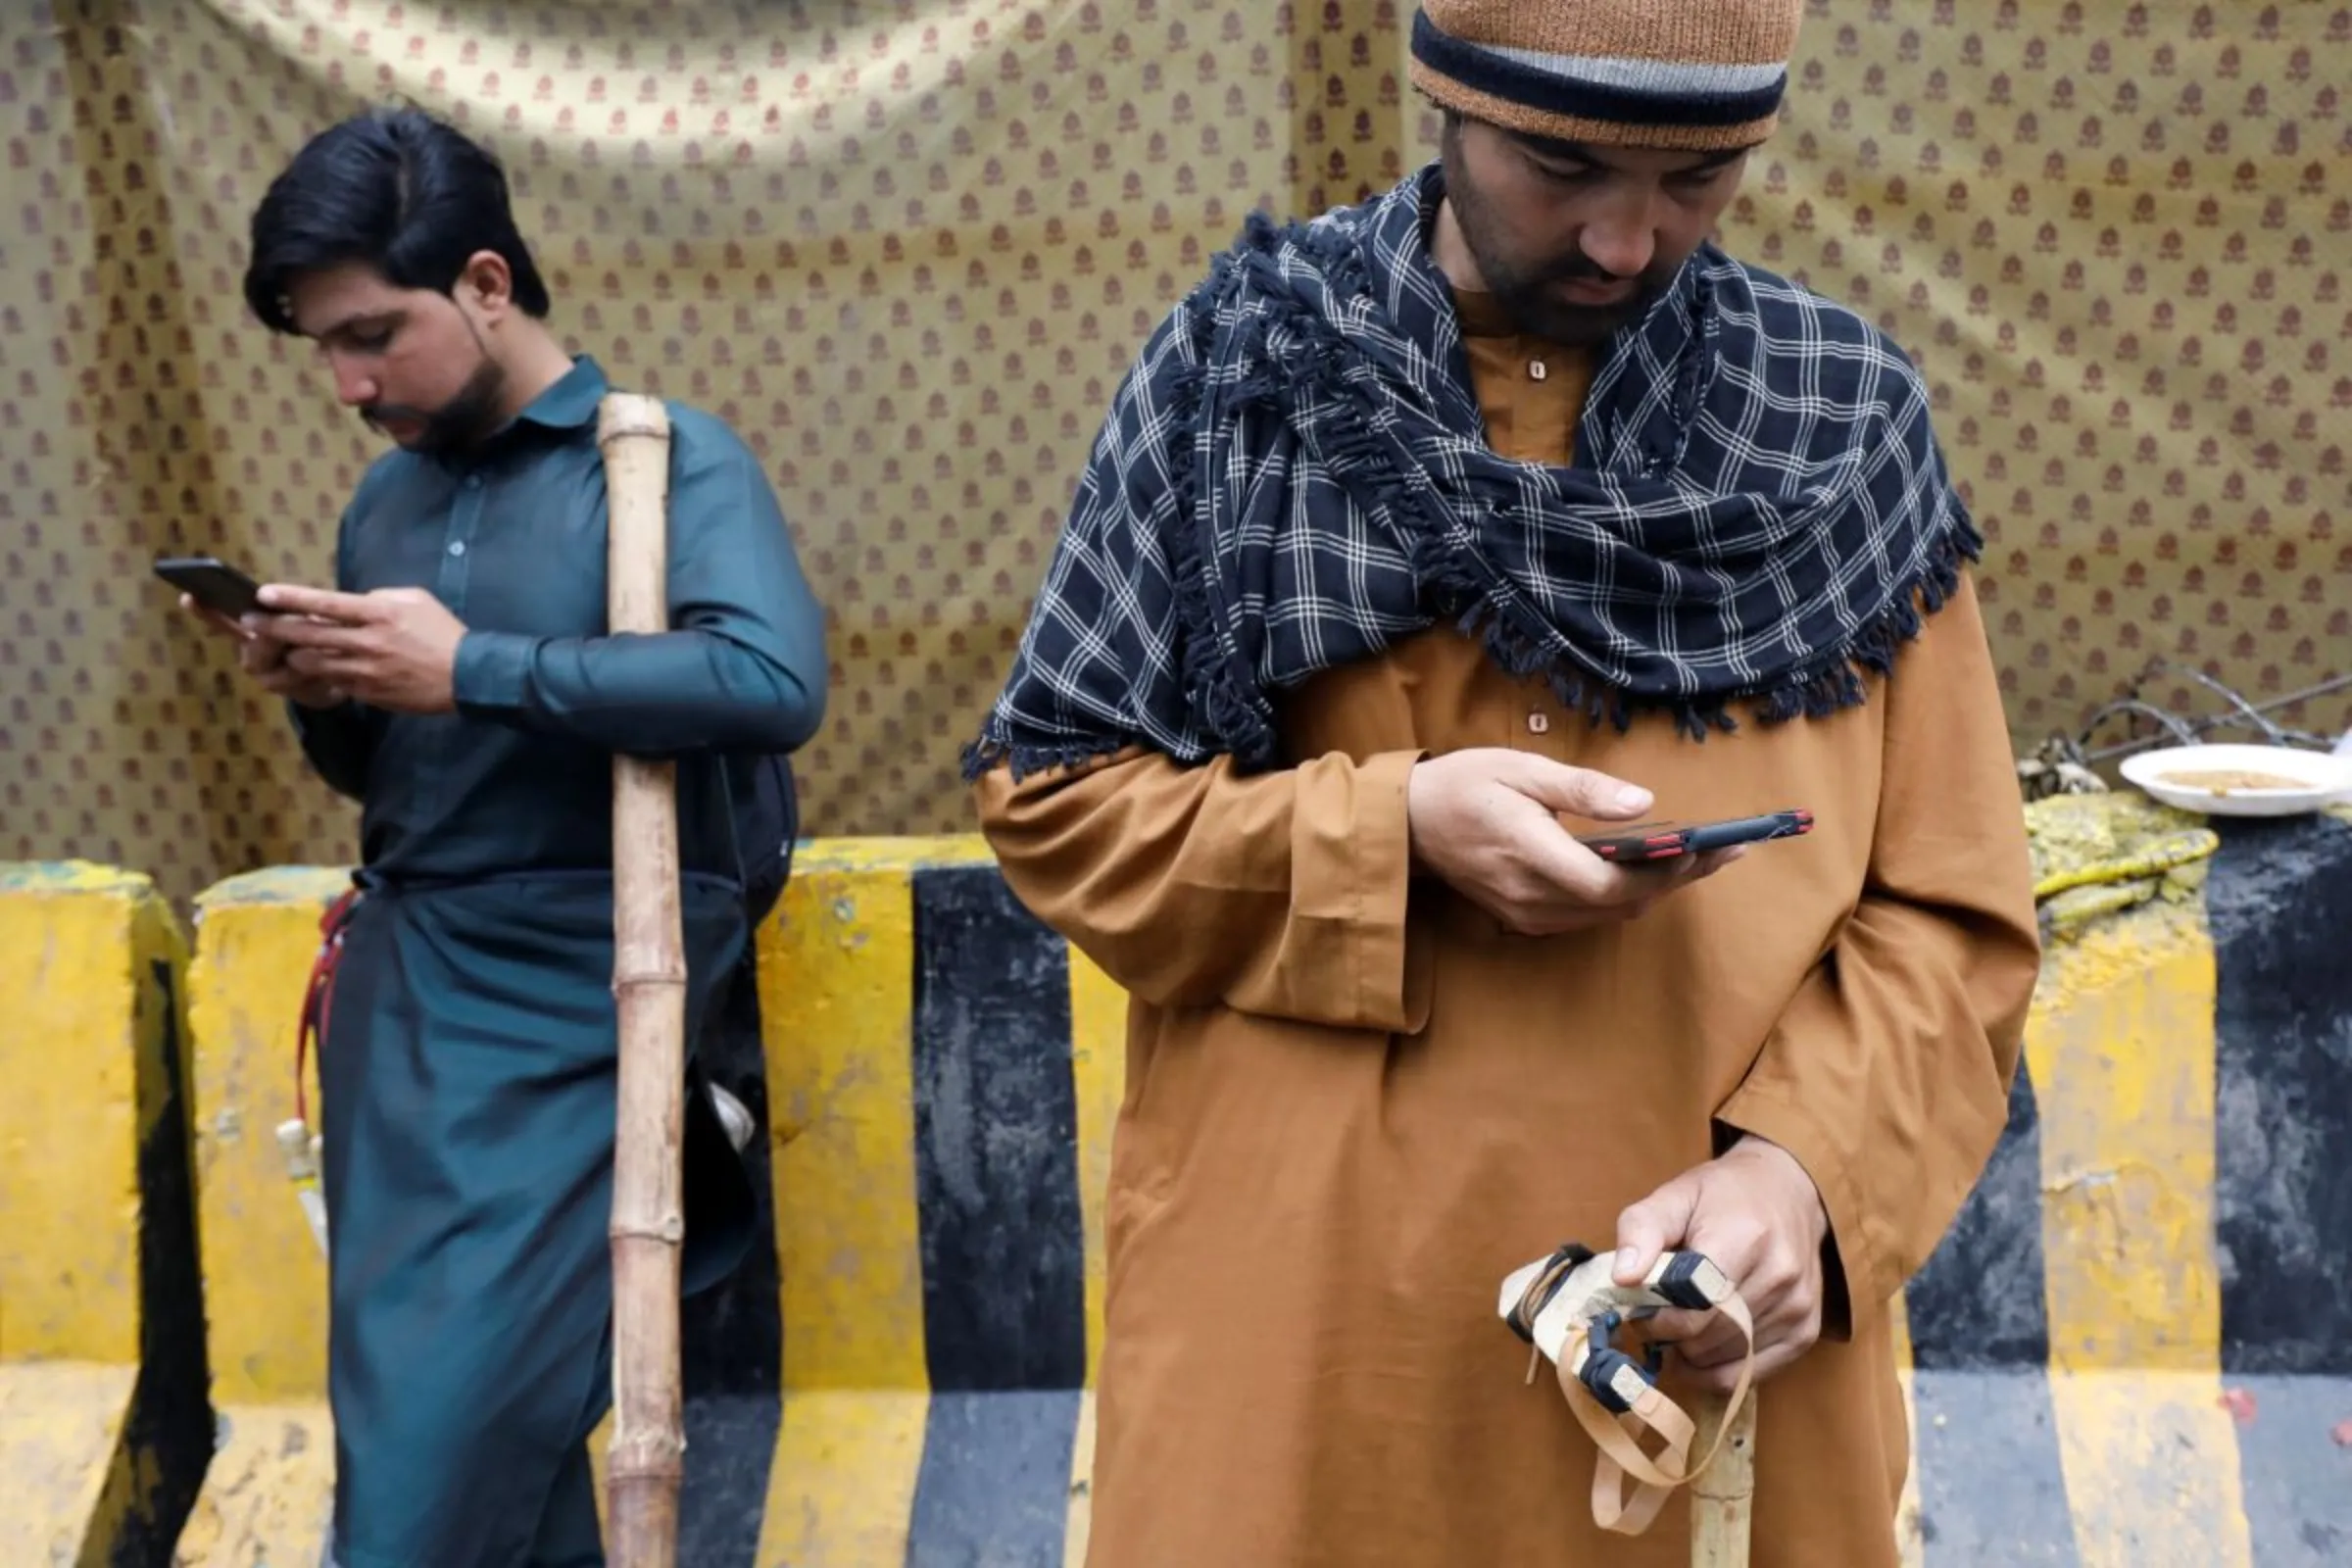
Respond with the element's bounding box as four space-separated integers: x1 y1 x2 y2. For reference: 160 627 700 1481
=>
157 554 346 708
1406 750 1749 938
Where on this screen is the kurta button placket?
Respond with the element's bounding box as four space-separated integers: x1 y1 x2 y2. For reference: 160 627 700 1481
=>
440 470 486 613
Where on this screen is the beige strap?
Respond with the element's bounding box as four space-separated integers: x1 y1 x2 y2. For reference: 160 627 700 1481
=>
1554 1289 1758 1537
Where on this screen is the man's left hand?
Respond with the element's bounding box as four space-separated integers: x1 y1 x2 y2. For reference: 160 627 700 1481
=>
258 583 466 715
1609 1134 1830 1393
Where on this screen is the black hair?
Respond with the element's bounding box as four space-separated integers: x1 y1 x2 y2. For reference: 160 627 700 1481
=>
242 106 551 334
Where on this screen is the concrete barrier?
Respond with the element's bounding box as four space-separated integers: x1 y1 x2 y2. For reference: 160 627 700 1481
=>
748 816 2352 1565
0 862 209 1567
747 839 1124 1567
1904 803 2352 1565
20 801 2352 1562
161 841 1120 1566
172 867 350 1565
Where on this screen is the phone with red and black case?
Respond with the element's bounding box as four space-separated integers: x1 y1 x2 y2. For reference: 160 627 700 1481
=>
1577 808 1814 864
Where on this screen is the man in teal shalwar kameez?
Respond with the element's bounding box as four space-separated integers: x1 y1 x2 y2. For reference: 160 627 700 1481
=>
186 109 828 1566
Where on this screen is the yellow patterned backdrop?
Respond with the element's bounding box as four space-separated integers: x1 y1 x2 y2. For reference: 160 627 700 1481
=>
4 0 2348 902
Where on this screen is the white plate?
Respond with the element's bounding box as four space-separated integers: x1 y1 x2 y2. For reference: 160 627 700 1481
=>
2119 743 2352 817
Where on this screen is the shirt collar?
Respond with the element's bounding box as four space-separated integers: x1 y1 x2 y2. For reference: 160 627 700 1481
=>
514 354 610 431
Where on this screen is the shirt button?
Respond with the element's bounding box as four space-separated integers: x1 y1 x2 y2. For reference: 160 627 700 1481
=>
464 474 482 489
448 541 466 558
1529 360 1548 381
1528 710 1550 734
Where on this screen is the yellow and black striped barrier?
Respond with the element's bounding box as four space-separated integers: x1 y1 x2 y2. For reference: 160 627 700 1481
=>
4 802 2350 1563
742 822 2352 1567
0 863 208 1565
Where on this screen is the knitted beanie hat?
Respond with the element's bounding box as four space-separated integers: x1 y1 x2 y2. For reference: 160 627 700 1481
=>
1408 0 1807 152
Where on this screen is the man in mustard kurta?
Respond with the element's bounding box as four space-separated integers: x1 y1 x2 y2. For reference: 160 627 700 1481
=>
966 3 2040 1563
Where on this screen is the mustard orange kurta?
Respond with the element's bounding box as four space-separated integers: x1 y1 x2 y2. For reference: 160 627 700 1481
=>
974 288 2040 1568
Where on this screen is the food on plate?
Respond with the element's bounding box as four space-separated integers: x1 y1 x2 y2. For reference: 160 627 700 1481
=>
2155 767 2309 794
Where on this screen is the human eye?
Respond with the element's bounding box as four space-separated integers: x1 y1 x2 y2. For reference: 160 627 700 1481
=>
1530 155 1598 185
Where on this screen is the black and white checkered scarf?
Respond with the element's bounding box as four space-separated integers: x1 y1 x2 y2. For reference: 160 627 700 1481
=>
967 165 1980 781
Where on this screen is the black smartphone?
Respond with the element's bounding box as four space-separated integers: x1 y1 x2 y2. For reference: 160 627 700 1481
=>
154 555 265 620
1578 808 1814 864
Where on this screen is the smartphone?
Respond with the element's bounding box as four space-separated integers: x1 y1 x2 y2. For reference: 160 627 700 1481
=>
154 555 265 620
1578 808 1814 864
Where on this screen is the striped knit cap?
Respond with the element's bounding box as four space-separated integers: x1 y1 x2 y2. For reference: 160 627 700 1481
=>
1408 0 1806 152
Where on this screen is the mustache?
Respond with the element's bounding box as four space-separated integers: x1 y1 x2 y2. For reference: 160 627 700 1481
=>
1541 248 1678 295
360 403 433 426
1548 251 1629 284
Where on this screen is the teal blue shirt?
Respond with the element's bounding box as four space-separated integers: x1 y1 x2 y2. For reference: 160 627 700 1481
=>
293 355 826 884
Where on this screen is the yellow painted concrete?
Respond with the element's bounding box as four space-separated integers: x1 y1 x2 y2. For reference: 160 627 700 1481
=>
761 857 928 1395
1066 949 1126 1392
0 862 194 1564
1064 953 1125 1568
1063 1390 1099 1568
760 1391 931 1568
172 1401 336 1567
0 1361 139 1565
186 867 347 1406
0 862 172 1364
758 858 927 1564
1885 1294 1925 1568
2029 899 2255 1568
176 867 347 1568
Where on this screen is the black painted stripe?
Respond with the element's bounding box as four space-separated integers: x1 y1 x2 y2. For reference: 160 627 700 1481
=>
1903 1062 2077 1559
2211 813 2352 1376
680 1395 788 1567
126 955 213 1566
907 863 1088 1394
1910 1373 2081 1566
1906 1060 2052 1369
907 864 1088 1565
679 939 785 1568
1409 11 1788 131
2221 1373 2352 1563
907 1393 1083 1568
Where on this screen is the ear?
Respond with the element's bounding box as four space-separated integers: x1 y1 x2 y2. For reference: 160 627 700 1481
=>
454 250 516 322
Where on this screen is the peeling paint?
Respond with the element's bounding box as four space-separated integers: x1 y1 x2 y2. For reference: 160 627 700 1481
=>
191 866 354 912
0 859 160 897
171 1400 333 1567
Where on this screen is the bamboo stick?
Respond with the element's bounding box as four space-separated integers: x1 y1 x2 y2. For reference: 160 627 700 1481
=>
1689 1391 1758 1568
598 391 686 1565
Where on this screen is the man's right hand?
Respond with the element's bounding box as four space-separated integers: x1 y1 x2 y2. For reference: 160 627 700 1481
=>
179 593 347 710
1404 748 1741 936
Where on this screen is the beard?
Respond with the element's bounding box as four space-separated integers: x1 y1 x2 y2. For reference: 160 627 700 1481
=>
1441 143 1682 347
361 353 509 454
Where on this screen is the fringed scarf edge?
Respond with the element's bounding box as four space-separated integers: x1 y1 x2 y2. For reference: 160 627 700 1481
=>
962 207 1984 786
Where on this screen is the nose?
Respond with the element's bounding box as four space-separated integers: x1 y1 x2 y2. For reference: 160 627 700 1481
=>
327 352 378 408
1577 191 1661 282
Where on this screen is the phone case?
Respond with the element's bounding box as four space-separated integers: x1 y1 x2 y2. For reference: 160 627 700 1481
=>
1580 825 1698 863
1580 809 1812 863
